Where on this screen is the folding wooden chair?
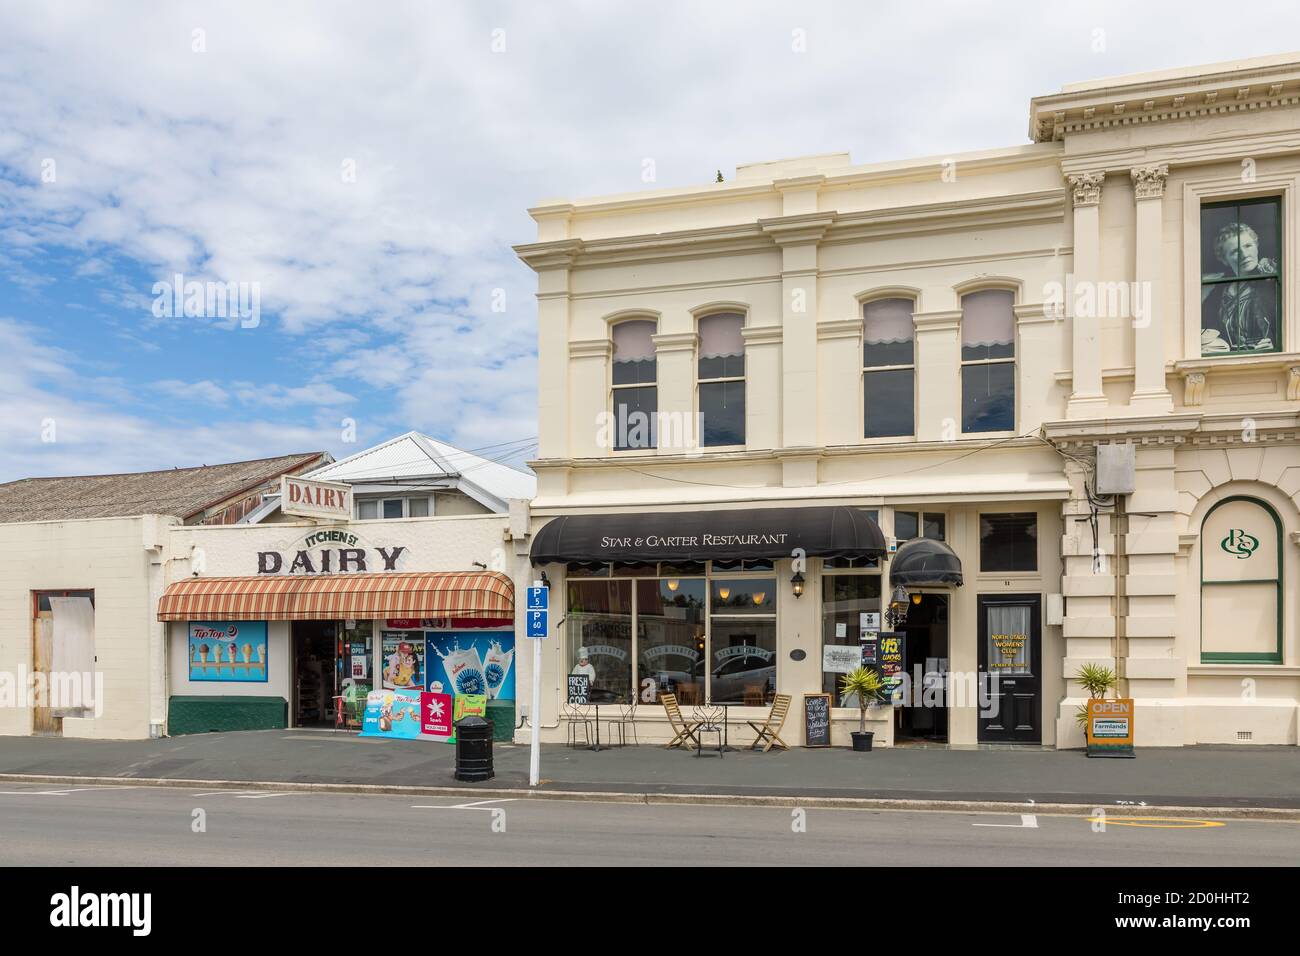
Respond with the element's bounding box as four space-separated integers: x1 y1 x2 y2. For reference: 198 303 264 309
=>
746 693 792 752
661 692 701 750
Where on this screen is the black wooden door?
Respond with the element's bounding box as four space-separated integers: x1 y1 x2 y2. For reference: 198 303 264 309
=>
977 594 1042 743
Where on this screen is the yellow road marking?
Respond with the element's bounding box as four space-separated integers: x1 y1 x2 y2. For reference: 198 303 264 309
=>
1085 816 1225 829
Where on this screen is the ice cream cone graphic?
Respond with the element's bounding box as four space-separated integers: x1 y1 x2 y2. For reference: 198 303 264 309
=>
191 645 198 663
256 645 265 664
199 644 209 664
242 643 252 663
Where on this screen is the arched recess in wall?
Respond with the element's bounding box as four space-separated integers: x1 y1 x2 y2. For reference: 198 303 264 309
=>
1199 494 1283 664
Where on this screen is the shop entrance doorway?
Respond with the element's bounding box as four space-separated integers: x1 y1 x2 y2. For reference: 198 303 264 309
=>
291 621 337 727
977 593 1042 743
897 593 949 743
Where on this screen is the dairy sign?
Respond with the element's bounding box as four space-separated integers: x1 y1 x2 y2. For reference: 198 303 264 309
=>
281 474 353 521
257 529 408 575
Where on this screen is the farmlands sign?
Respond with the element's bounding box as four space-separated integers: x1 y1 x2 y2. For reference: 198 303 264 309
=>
256 528 408 574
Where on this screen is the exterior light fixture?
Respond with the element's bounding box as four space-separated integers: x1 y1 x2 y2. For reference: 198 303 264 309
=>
752 591 767 606
790 571 805 598
540 570 551 588
889 585 908 609
666 579 680 592
885 584 910 629
911 592 923 605
719 587 730 601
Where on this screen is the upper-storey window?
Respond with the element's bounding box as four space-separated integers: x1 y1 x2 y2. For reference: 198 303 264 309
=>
611 319 657 451
1200 197 1282 356
698 313 745 447
862 297 915 439
961 290 1015 433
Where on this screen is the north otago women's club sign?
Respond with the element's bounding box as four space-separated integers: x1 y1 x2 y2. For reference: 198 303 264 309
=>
257 529 407 574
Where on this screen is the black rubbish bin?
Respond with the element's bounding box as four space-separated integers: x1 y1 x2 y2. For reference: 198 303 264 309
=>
454 715 494 782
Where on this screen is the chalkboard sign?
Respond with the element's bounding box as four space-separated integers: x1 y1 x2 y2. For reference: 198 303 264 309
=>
803 693 832 748
567 674 590 705
878 632 905 704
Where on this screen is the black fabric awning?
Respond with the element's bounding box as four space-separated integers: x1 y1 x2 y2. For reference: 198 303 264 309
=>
889 537 963 587
530 506 886 565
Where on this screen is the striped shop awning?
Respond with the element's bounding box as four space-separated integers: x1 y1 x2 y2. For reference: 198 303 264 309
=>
157 571 514 622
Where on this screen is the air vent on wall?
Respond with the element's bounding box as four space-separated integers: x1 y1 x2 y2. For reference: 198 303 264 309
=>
1237 731 1252 741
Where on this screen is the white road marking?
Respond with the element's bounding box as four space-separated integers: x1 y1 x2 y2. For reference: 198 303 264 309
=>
411 798 518 810
972 814 1039 828
235 792 296 799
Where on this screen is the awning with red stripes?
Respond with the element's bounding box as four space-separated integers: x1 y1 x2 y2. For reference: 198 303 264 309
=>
157 571 515 622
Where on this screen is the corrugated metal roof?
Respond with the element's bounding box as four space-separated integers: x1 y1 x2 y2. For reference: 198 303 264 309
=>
306 431 535 509
0 452 327 523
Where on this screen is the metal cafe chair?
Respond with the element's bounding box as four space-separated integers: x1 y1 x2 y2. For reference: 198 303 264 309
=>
692 704 725 758
606 699 639 747
564 702 594 749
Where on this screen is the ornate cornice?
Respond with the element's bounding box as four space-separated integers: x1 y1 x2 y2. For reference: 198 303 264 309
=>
758 212 835 246
1030 57 1300 142
1130 163 1169 200
1066 171 1105 207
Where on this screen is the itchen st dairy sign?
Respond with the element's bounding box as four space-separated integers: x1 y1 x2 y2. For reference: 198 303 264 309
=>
256 529 408 574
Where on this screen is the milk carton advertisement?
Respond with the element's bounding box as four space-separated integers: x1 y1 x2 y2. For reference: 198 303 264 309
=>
425 631 515 702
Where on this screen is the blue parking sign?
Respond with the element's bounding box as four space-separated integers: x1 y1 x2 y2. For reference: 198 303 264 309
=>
526 608 548 638
526 586 549 610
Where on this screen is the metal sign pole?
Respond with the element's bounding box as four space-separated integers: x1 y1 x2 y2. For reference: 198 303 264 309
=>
526 580 548 788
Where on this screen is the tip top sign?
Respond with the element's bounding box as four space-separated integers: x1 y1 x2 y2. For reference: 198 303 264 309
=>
281 475 353 521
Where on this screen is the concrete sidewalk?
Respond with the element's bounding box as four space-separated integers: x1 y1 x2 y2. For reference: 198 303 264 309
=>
0 731 1296 810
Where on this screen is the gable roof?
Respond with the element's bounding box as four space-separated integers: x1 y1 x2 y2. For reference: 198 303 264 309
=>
302 431 535 513
0 452 327 524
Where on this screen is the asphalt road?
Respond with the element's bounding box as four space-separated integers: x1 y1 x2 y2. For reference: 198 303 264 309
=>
0 783 1295 866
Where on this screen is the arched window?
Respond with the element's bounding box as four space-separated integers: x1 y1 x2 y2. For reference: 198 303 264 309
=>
1200 496 1283 663
862 298 915 438
960 289 1015 433
611 319 657 451
697 313 745 446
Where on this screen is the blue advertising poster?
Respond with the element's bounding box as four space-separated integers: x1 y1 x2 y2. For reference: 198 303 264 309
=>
425 631 515 701
359 689 422 739
188 622 268 682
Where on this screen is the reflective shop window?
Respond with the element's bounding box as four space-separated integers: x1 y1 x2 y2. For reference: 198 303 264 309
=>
637 578 706 704
566 579 633 703
821 573 881 694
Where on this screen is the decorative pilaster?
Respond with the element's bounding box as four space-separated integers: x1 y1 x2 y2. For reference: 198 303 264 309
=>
1066 171 1107 418
1130 164 1174 412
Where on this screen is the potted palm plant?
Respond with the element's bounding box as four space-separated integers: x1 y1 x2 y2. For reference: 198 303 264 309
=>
1073 662 1117 738
839 665 887 752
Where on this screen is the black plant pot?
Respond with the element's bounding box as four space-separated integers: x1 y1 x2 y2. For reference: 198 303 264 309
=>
851 731 874 752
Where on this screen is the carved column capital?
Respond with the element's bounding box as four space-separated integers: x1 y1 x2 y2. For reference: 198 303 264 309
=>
1067 171 1105 207
1131 163 1170 200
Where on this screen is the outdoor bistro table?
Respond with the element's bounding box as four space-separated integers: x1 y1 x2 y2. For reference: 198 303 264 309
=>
588 702 608 752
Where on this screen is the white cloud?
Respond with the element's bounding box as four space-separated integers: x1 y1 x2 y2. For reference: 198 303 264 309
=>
1 1 1298 477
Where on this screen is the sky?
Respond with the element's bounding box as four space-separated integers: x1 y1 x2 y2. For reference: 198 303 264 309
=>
1 1 1298 481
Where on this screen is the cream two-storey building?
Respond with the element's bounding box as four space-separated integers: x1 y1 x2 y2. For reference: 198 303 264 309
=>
516 54 1300 749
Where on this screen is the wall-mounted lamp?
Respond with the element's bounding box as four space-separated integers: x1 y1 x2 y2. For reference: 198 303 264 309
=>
540 570 551 588
889 585 909 610
790 571 805 598
911 592 923 605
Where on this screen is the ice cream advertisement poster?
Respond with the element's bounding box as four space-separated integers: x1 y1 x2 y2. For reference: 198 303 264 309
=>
380 631 425 691
359 689 422 739
188 622 268 683
425 631 515 701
